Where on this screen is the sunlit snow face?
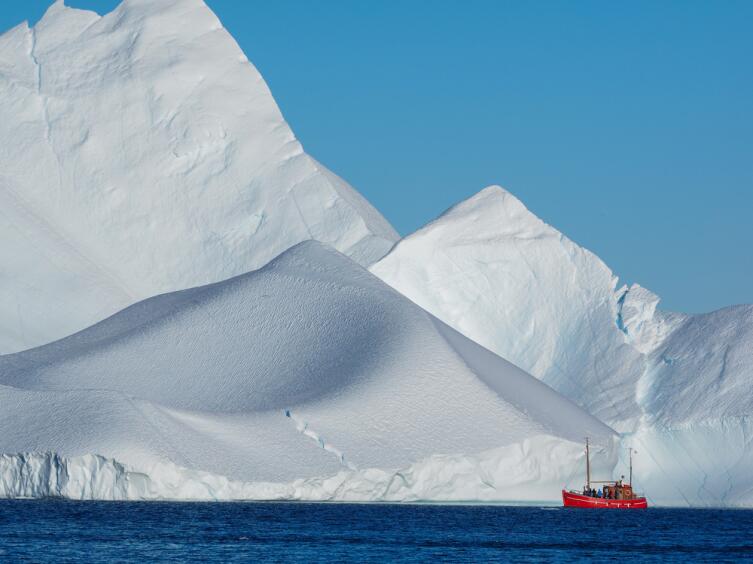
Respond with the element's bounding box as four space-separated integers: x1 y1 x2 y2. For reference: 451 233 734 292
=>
0 0 397 356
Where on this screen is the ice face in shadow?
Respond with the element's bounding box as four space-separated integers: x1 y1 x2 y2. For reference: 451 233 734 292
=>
0 241 615 499
0 0 398 354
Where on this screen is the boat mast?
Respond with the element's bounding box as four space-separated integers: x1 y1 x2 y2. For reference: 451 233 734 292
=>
629 447 633 486
586 437 591 490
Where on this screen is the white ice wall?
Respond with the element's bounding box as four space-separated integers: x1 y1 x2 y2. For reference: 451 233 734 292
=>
0 0 398 354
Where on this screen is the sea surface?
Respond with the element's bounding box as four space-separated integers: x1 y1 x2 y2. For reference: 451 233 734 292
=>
0 500 751 562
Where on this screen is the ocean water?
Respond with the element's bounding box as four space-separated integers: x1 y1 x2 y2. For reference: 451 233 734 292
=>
0 501 751 562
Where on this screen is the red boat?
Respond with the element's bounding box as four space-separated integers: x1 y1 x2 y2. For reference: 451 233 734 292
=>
562 490 648 509
562 439 647 509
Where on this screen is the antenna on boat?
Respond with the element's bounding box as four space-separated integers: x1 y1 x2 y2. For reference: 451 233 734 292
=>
585 437 591 491
628 447 637 486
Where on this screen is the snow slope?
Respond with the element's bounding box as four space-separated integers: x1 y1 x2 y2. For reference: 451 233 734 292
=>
0 0 397 354
372 185 753 506
0 241 615 501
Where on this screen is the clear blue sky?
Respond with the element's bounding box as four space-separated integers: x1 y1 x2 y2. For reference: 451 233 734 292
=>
3 1 752 313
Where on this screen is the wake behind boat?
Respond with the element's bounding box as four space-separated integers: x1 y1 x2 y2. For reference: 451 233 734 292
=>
562 439 648 509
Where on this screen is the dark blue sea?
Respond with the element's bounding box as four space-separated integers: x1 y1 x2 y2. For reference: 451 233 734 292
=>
0 501 751 562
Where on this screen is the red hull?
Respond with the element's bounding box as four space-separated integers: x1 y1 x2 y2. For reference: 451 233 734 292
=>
562 490 647 509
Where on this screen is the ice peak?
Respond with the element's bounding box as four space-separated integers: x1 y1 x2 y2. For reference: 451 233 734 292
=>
400 184 553 248
41 0 67 17
113 0 222 25
470 184 510 199
259 240 382 288
32 0 101 38
448 184 530 219
265 239 352 268
36 0 107 24
32 0 223 40
40 0 213 17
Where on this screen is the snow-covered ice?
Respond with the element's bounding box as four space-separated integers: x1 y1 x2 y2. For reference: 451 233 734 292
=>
0 0 397 354
0 0 749 506
0 241 615 501
372 186 753 506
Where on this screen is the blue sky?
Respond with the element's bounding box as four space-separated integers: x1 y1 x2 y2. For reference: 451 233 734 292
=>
3 0 752 313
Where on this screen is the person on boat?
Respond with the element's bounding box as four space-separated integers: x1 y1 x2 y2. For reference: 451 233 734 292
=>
597 488 602 498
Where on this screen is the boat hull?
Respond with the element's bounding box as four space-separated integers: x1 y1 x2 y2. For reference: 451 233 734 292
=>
562 490 647 509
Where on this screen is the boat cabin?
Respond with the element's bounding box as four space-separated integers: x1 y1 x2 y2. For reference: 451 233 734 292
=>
582 479 637 500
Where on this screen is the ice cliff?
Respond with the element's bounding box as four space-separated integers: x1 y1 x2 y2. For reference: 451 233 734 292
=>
0 241 616 501
372 186 753 506
0 0 397 354
0 437 610 502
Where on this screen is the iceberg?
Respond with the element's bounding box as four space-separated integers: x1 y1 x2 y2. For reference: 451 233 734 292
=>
372 186 753 506
0 241 616 501
0 0 397 354
1 0 747 506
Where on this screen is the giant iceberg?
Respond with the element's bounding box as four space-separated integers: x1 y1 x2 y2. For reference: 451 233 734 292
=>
0 0 397 354
0 0 749 506
372 186 753 506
